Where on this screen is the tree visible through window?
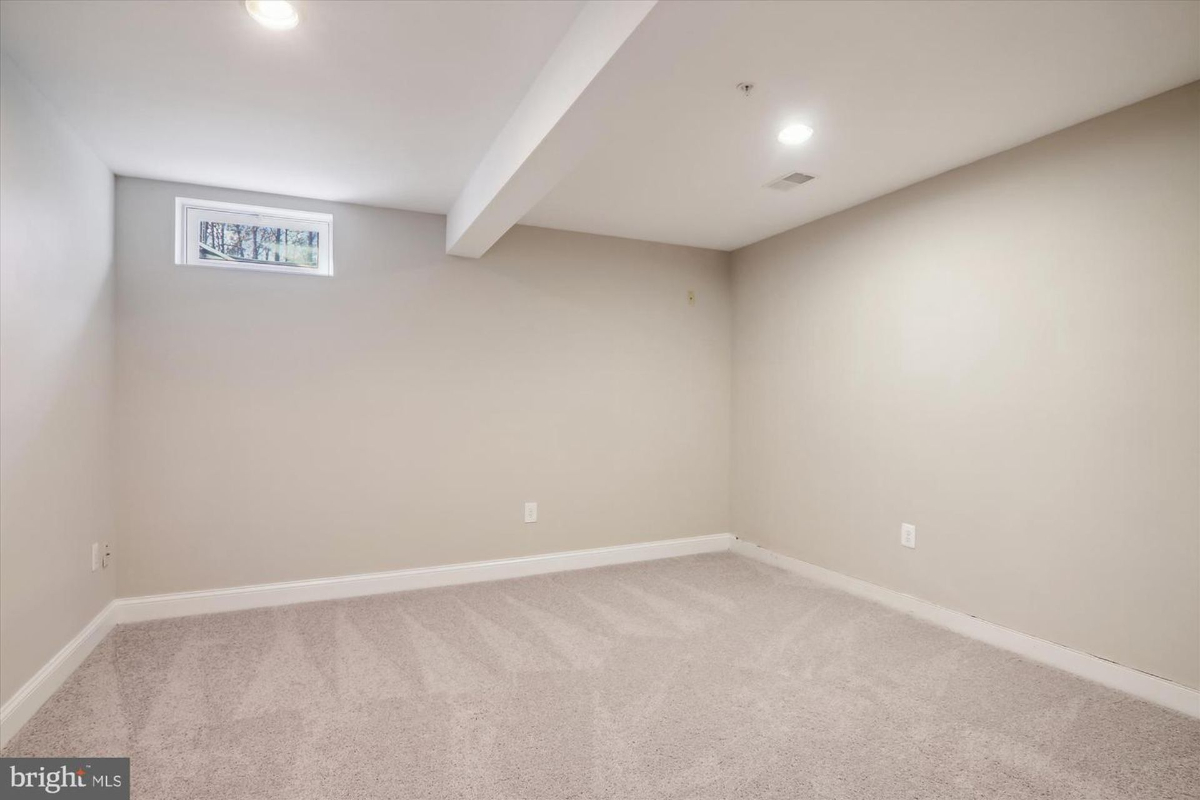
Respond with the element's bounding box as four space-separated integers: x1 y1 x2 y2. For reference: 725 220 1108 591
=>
198 221 320 268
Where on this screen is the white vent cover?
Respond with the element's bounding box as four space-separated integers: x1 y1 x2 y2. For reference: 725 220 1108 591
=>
766 172 816 191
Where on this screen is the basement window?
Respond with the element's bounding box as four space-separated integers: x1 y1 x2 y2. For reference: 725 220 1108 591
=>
174 197 333 276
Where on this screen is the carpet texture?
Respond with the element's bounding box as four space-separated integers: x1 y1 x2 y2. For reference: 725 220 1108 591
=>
4 553 1198 799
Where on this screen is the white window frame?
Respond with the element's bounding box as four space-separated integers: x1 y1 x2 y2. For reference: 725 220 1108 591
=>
174 197 334 277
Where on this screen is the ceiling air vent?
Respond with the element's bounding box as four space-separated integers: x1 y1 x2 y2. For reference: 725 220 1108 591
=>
766 172 816 191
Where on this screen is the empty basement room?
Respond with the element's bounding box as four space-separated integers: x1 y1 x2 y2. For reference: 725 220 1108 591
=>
1 0 1199 797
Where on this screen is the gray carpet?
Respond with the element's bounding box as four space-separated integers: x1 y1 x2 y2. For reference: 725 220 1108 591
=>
4 553 1197 799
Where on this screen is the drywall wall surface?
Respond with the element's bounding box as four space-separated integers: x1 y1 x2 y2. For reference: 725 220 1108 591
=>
0 55 116 704
732 83 1200 688
115 178 731 597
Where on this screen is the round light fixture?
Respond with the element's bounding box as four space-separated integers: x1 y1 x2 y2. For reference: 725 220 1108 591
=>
777 124 814 145
245 0 299 31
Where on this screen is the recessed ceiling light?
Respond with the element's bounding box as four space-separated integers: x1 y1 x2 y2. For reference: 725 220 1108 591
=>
245 0 300 31
777 124 814 145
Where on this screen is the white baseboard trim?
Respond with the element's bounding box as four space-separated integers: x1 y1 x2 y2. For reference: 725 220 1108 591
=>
113 533 736 624
730 537 1200 719
0 601 117 749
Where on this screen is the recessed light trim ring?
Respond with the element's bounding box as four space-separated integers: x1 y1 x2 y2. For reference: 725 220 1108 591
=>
778 124 814 145
245 0 300 31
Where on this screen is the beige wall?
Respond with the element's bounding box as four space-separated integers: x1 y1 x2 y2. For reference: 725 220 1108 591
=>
115 178 731 597
0 56 116 705
732 84 1200 688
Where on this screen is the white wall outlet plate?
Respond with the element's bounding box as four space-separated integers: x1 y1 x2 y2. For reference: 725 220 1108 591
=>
900 523 916 549
524 502 538 523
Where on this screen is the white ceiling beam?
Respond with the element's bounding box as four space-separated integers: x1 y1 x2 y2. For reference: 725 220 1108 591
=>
445 0 657 258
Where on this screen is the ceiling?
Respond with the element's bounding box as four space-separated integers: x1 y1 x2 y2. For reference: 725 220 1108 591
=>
0 0 583 213
523 0 1200 250
2 0 1198 252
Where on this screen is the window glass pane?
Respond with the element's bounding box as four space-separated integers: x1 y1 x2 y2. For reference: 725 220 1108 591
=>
176 197 333 276
198 221 320 269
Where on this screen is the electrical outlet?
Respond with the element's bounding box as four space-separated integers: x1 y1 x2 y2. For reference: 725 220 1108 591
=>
900 523 916 549
524 502 538 523
102 543 111 569
91 543 100 572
